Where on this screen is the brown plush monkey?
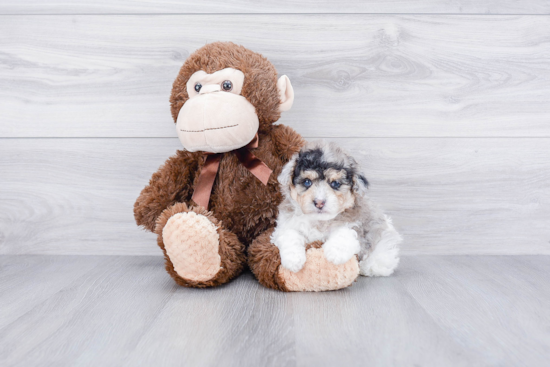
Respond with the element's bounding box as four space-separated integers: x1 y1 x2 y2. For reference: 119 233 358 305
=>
134 42 359 291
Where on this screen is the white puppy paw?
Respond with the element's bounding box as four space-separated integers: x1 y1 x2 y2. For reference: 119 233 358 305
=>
280 247 307 273
323 228 361 265
273 229 307 273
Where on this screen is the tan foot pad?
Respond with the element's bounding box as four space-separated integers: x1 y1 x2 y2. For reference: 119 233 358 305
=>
279 248 359 292
162 212 221 282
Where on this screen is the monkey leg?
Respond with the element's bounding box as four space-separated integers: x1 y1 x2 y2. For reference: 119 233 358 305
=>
155 203 246 288
248 229 359 292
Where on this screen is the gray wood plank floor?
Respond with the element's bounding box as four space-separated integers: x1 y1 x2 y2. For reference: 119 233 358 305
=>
1 255 549 367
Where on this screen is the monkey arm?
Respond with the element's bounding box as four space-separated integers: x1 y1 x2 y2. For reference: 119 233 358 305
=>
271 124 305 162
134 150 200 232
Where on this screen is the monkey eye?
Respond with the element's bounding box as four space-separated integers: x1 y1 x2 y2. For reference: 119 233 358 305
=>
330 181 341 190
302 179 312 188
221 80 233 91
194 82 202 93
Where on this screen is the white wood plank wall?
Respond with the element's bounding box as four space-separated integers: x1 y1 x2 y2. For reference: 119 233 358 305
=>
1 2 549 255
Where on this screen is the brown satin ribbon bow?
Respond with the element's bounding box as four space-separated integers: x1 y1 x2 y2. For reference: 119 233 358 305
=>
191 134 272 209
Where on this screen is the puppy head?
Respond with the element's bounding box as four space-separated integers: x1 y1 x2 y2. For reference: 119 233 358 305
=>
278 141 369 220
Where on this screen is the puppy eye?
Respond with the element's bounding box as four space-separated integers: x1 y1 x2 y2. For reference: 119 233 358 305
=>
194 83 202 93
221 80 233 91
330 181 341 190
302 179 312 188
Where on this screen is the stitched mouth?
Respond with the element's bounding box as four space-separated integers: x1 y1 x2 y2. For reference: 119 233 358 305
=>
180 124 238 133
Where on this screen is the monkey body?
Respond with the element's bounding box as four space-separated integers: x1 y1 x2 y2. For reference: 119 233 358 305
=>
135 125 302 242
134 42 360 291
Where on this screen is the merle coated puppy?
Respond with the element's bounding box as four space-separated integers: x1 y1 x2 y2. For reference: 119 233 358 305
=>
272 141 402 276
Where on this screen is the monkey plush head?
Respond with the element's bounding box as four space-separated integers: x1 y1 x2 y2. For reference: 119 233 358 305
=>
170 42 294 153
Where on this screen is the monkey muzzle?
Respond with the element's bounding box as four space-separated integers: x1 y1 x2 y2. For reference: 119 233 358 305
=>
176 85 259 153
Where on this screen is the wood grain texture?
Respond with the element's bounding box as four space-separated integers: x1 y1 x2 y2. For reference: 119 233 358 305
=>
1 15 550 138
1 0 550 14
1 255 549 366
0 255 100 326
1 137 549 255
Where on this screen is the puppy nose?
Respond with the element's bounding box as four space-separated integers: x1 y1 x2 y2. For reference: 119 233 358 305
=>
313 199 325 209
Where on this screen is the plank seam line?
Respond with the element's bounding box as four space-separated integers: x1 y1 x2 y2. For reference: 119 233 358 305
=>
0 13 549 16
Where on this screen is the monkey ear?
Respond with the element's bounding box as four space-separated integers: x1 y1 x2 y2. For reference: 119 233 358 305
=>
277 75 294 112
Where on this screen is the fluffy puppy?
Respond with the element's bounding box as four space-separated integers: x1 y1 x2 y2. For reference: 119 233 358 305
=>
272 141 402 277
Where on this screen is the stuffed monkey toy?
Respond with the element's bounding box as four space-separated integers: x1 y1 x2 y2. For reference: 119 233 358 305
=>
134 42 360 291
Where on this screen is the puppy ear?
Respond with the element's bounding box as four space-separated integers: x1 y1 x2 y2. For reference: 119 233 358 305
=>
278 152 299 189
353 172 369 196
349 154 369 196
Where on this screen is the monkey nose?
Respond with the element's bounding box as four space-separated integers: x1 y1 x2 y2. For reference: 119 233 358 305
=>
199 84 221 94
313 199 326 209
